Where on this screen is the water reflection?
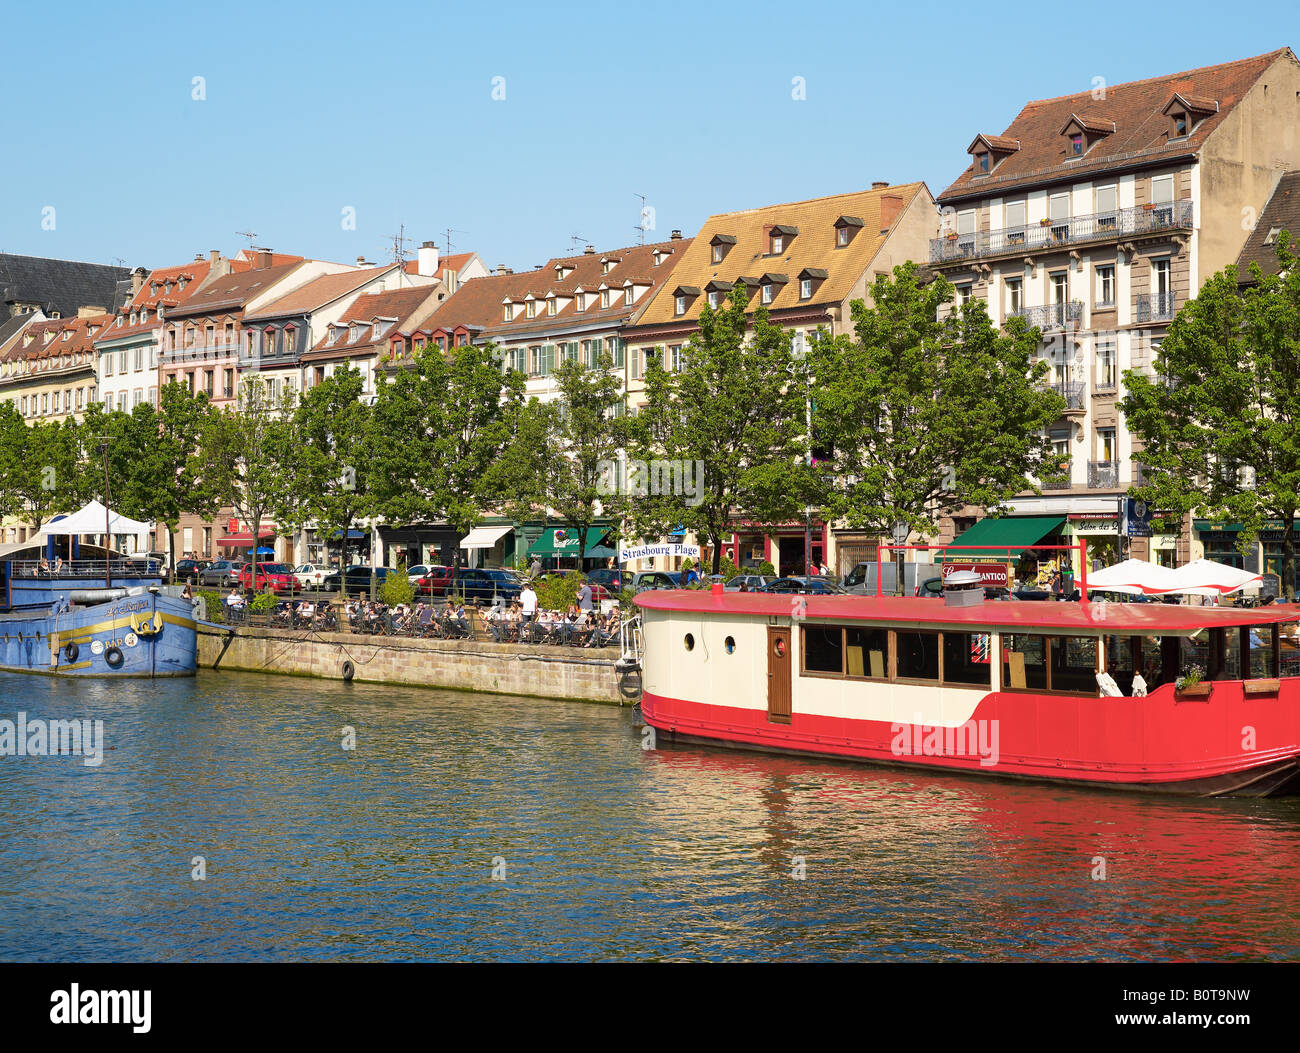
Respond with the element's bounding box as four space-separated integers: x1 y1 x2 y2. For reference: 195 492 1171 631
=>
0 671 1296 961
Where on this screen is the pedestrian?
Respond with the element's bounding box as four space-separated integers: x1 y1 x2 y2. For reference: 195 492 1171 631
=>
529 556 542 579
520 580 539 635
578 580 593 612
182 583 193 601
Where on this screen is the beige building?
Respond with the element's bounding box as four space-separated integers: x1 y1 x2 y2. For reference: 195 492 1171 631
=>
929 47 1300 572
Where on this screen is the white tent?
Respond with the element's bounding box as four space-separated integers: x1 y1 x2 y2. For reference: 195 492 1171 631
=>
1085 558 1180 595
1160 558 1262 598
38 500 150 538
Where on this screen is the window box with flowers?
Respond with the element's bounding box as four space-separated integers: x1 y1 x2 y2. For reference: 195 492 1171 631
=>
1174 665 1211 698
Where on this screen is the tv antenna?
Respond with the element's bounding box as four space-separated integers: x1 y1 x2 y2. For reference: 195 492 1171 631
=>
442 228 467 256
385 224 414 265
236 230 258 250
568 232 586 253
634 193 649 245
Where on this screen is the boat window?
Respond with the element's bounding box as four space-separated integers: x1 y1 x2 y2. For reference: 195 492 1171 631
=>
684 633 695 652
1054 636 1099 693
896 630 939 682
1003 634 1048 690
845 626 888 679
1104 635 1138 695
942 632 994 686
803 625 843 673
724 635 736 654
1248 625 1280 679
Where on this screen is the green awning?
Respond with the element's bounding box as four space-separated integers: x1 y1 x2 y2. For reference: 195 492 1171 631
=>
527 528 612 557
942 515 1066 562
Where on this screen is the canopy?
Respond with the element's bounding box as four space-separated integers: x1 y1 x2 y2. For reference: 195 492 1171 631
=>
38 500 149 537
217 528 276 547
460 525 512 550
1086 558 1180 595
527 528 611 557
1162 558 1262 597
943 515 1066 562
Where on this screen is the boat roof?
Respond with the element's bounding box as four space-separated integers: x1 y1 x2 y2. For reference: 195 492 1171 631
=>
634 591 1300 633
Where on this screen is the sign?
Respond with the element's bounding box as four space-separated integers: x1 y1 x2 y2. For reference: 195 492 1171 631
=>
620 543 701 562
940 562 1009 588
1071 516 1118 533
1120 497 1153 538
1262 573 1281 600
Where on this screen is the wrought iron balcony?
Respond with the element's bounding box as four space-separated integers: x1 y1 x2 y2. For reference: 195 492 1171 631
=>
1088 460 1120 489
1039 465 1073 490
1136 292 1177 323
930 199 1194 264
1047 380 1086 413
1131 462 1159 488
1010 301 1084 330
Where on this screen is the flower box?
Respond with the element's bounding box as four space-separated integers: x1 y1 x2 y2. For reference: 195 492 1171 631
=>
1175 681 1212 699
1243 678 1281 696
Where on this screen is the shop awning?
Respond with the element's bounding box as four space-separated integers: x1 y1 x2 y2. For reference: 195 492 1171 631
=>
460 525 512 550
942 515 1066 562
216 529 277 547
527 528 611 557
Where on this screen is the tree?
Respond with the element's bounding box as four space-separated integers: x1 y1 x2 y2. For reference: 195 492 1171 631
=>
201 376 298 586
494 352 627 566
15 418 85 532
808 263 1064 546
282 366 374 571
0 401 33 521
633 287 811 574
1121 238 1300 599
369 343 524 560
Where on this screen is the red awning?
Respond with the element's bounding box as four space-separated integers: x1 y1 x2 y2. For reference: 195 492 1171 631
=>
216 530 276 547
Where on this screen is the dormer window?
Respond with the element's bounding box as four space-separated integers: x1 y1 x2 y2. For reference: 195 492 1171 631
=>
623 286 633 307
574 293 585 312
675 294 686 315
704 280 733 309
673 286 700 316
797 268 827 301
526 300 537 319
1057 115 1114 159
349 323 360 343
652 249 667 266
600 290 610 309
601 257 619 275
547 298 557 316
766 225 797 256
1173 112 1188 136
1162 93 1217 139
503 303 512 322
762 284 774 304
710 234 737 264
834 215 863 248
130 312 137 325
977 152 989 172
967 134 1020 174
1070 133 1083 156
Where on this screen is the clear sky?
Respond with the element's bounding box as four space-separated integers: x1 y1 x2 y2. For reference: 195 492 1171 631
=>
1 0 1293 273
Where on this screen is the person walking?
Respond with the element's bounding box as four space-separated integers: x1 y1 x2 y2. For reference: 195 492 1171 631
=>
520 580 539 639
529 556 542 579
578 581 593 613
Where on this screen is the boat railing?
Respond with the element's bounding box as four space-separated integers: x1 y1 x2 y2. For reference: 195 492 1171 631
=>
6 558 162 579
616 613 643 672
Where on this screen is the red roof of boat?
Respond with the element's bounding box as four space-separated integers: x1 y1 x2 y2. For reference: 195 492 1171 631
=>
634 591 1300 631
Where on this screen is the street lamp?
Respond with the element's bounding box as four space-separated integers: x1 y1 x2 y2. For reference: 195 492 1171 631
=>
891 520 909 597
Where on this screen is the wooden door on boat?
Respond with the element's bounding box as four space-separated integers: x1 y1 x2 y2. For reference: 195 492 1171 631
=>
767 626 792 724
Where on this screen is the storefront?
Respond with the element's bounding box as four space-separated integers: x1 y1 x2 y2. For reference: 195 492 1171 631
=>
1194 519 1296 592
525 525 618 572
379 525 461 569
944 514 1066 587
726 520 828 577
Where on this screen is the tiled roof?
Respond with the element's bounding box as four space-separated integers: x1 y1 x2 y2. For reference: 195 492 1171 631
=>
939 48 1295 203
1237 172 1300 282
165 262 305 318
4 312 113 363
0 312 37 358
424 239 692 339
631 183 927 328
403 251 476 279
0 254 134 319
229 251 305 272
304 286 443 359
243 265 397 321
97 260 213 343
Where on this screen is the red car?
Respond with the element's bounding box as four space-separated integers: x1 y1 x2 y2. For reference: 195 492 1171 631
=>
416 565 454 596
238 562 296 592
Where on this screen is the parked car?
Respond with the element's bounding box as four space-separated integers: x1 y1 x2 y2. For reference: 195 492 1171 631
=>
761 576 848 595
631 571 682 592
199 559 246 588
724 574 772 591
445 567 524 602
586 568 625 592
124 551 169 580
174 558 210 584
238 562 296 592
415 565 454 596
323 566 396 593
406 564 432 584
292 563 331 589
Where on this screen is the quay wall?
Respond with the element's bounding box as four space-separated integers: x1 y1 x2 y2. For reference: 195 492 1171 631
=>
196 626 631 704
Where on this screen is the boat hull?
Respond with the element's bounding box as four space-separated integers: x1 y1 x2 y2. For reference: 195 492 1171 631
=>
640 688 1300 798
0 590 196 678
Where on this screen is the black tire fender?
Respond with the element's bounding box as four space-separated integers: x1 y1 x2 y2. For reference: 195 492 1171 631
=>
104 645 124 668
63 641 79 662
341 659 355 682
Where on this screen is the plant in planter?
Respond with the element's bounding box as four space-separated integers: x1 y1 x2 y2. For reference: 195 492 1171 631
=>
1175 664 1206 691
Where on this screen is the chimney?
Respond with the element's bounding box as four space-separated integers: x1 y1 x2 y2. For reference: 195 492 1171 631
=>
871 180 890 190
208 251 231 279
584 245 595 255
130 267 147 295
256 249 273 269
879 193 904 232
78 305 107 317
670 229 682 240
417 240 440 278
496 264 509 277
194 252 205 262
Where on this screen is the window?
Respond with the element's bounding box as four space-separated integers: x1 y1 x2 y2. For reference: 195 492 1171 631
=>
149 386 158 406
1051 271 1069 305
837 226 848 247
762 284 774 305
895 631 940 682
668 344 683 372
800 279 813 299
771 235 783 254
503 304 512 322
133 388 143 407
624 287 633 306
802 626 843 673
204 370 214 396
547 298 557 316
526 300 537 319
942 633 995 686
1173 112 1188 137
1098 427 1116 463
956 284 972 306
133 346 143 371
675 295 686 316
1152 258 1172 298
1096 184 1118 228
1097 339 1117 389
223 369 234 397
1006 278 1022 315
1150 175 1175 222
712 244 724 263
286 328 297 354
119 351 127 373
1049 193 1071 238
977 151 989 172
1070 133 1083 155
1096 265 1115 306
707 291 719 309
1004 199 1027 243
105 355 114 376
600 290 610 309
1003 635 1048 690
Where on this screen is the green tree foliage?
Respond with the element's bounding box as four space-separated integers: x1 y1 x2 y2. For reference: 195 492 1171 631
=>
1122 238 1300 598
809 263 1065 544
369 343 524 552
633 288 812 574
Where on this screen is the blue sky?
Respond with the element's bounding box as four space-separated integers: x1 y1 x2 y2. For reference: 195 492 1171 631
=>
1 0 1292 273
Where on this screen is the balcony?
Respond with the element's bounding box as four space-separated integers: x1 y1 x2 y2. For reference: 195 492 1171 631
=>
1010 301 1083 331
1088 460 1120 489
930 199 1194 265
1136 292 1177 323
160 341 241 364
1132 462 1158 488
1040 464 1073 490
1045 380 1086 415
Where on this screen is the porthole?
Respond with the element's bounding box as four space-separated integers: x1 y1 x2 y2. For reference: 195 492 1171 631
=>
725 636 736 654
684 633 695 651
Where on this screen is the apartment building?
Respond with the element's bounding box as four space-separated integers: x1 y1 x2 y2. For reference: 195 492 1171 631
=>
930 48 1300 573
0 308 112 423
621 181 937 575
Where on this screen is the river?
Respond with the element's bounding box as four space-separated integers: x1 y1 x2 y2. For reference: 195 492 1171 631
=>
1 670 1297 962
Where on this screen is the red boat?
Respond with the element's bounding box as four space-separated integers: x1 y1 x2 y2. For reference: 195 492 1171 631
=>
634 584 1300 797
